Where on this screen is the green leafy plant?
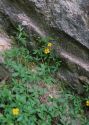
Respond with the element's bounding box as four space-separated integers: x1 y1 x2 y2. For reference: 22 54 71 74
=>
16 25 28 47
0 79 87 125
31 39 61 72
0 25 88 125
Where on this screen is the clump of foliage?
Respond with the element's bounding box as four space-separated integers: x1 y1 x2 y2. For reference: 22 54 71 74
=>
4 47 55 84
0 80 88 125
15 25 61 72
0 25 89 125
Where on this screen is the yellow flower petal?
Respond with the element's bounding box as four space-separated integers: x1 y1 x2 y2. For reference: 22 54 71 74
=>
44 48 50 54
12 108 20 116
48 42 52 47
86 101 89 106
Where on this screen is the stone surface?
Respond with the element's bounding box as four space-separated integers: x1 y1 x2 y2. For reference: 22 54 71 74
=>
0 0 89 92
0 27 11 62
0 32 11 52
0 27 11 82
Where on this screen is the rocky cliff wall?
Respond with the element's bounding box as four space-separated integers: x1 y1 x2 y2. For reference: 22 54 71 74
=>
0 0 89 93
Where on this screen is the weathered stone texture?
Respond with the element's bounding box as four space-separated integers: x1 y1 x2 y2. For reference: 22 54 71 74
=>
0 0 89 93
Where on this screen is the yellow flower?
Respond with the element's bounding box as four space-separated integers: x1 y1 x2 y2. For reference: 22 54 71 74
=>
86 100 89 106
47 42 52 47
44 48 50 54
12 108 20 116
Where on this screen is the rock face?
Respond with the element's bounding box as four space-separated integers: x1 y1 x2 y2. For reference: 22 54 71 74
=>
0 0 89 93
0 24 11 82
